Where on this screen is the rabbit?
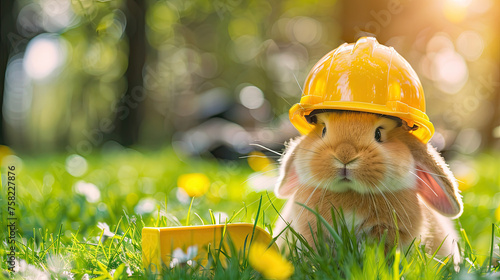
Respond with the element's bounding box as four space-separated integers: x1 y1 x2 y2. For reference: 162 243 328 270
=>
273 110 463 261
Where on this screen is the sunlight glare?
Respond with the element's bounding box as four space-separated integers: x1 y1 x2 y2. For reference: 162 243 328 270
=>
23 34 65 80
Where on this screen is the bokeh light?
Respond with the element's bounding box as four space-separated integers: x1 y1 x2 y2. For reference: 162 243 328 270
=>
3 57 31 129
40 0 77 32
74 181 100 203
23 34 66 80
65 154 88 177
134 197 157 215
239 85 265 109
443 0 471 23
456 31 484 61
247 151 273 172
177 173 211 197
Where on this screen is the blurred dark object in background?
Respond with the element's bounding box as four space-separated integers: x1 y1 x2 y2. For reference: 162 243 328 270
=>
1 0 499 159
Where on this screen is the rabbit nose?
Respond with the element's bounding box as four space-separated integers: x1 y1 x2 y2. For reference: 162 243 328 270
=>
334 160 353 180
340 165 348 177
335 142 358 164
333 157 358 167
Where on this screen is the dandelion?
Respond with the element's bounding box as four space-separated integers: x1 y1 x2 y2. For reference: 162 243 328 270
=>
249 242 294 280
177 173 210 197
247 151 274 172
495 205 500 222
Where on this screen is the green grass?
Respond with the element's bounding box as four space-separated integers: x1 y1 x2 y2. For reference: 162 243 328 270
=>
0 148 499 279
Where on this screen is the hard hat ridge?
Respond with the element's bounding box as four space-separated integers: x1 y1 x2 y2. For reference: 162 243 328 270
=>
289 37 435 143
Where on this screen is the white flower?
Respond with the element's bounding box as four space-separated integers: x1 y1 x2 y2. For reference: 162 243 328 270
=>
46 254 66 275
97 222 115 237
74 181 100 203
134 198 156 215
169 246 198 268
213 211 229 224
126 266 133 276
15 260 50 280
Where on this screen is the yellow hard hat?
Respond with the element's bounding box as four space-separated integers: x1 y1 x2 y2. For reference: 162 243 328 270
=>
289 37 434 143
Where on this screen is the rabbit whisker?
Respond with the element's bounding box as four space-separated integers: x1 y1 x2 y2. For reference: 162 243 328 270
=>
292 172 320 196
318 186 328 219
409 171 438 197
279 95 295 107
361 144 379 157
239 155 280 159
240 167 280 185
368 190 381 238
413 168 447 178
250 143 283 156
413 168 463 183
374 184 411 235
294 147 320 155
310 126 329 147
292 71 304 92
295 183 322 224
378 180 413 229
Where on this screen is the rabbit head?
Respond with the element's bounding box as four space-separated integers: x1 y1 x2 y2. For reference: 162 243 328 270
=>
275 110 462 218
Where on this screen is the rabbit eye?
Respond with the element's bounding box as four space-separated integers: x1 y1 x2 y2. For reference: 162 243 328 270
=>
322 127 327 137
375 127 382 142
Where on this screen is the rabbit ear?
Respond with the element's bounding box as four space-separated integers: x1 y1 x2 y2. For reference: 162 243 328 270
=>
275 136 303 198
410 141 463 218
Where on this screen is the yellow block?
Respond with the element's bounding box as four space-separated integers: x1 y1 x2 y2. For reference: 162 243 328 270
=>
142 224 277 273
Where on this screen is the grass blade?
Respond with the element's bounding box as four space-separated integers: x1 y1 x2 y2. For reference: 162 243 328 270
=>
185 197 195 226
296 202 343 245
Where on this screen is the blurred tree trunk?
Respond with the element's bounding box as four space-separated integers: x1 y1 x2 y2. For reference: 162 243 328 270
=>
115 0 147 146
484 1 500 149
0 0 14 145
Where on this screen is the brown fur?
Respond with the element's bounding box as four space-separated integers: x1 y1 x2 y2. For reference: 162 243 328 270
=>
288 188 422 248
274 112 462 260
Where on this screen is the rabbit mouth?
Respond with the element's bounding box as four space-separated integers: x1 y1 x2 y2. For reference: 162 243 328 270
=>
338 166 353 182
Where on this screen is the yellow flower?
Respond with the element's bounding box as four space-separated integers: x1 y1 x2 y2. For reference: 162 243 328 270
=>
247 151 274 172
456 171 477 191
495 205 500 222
177 173 210 197
0 145 14 165
249 242 294 280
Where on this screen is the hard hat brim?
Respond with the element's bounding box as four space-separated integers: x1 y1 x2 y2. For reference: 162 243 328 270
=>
289 100 435 144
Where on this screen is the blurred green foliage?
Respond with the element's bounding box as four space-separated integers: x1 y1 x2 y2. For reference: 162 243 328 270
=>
1 147 281 241
459 152 500 254
3 0 340 152
3 0 500 155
